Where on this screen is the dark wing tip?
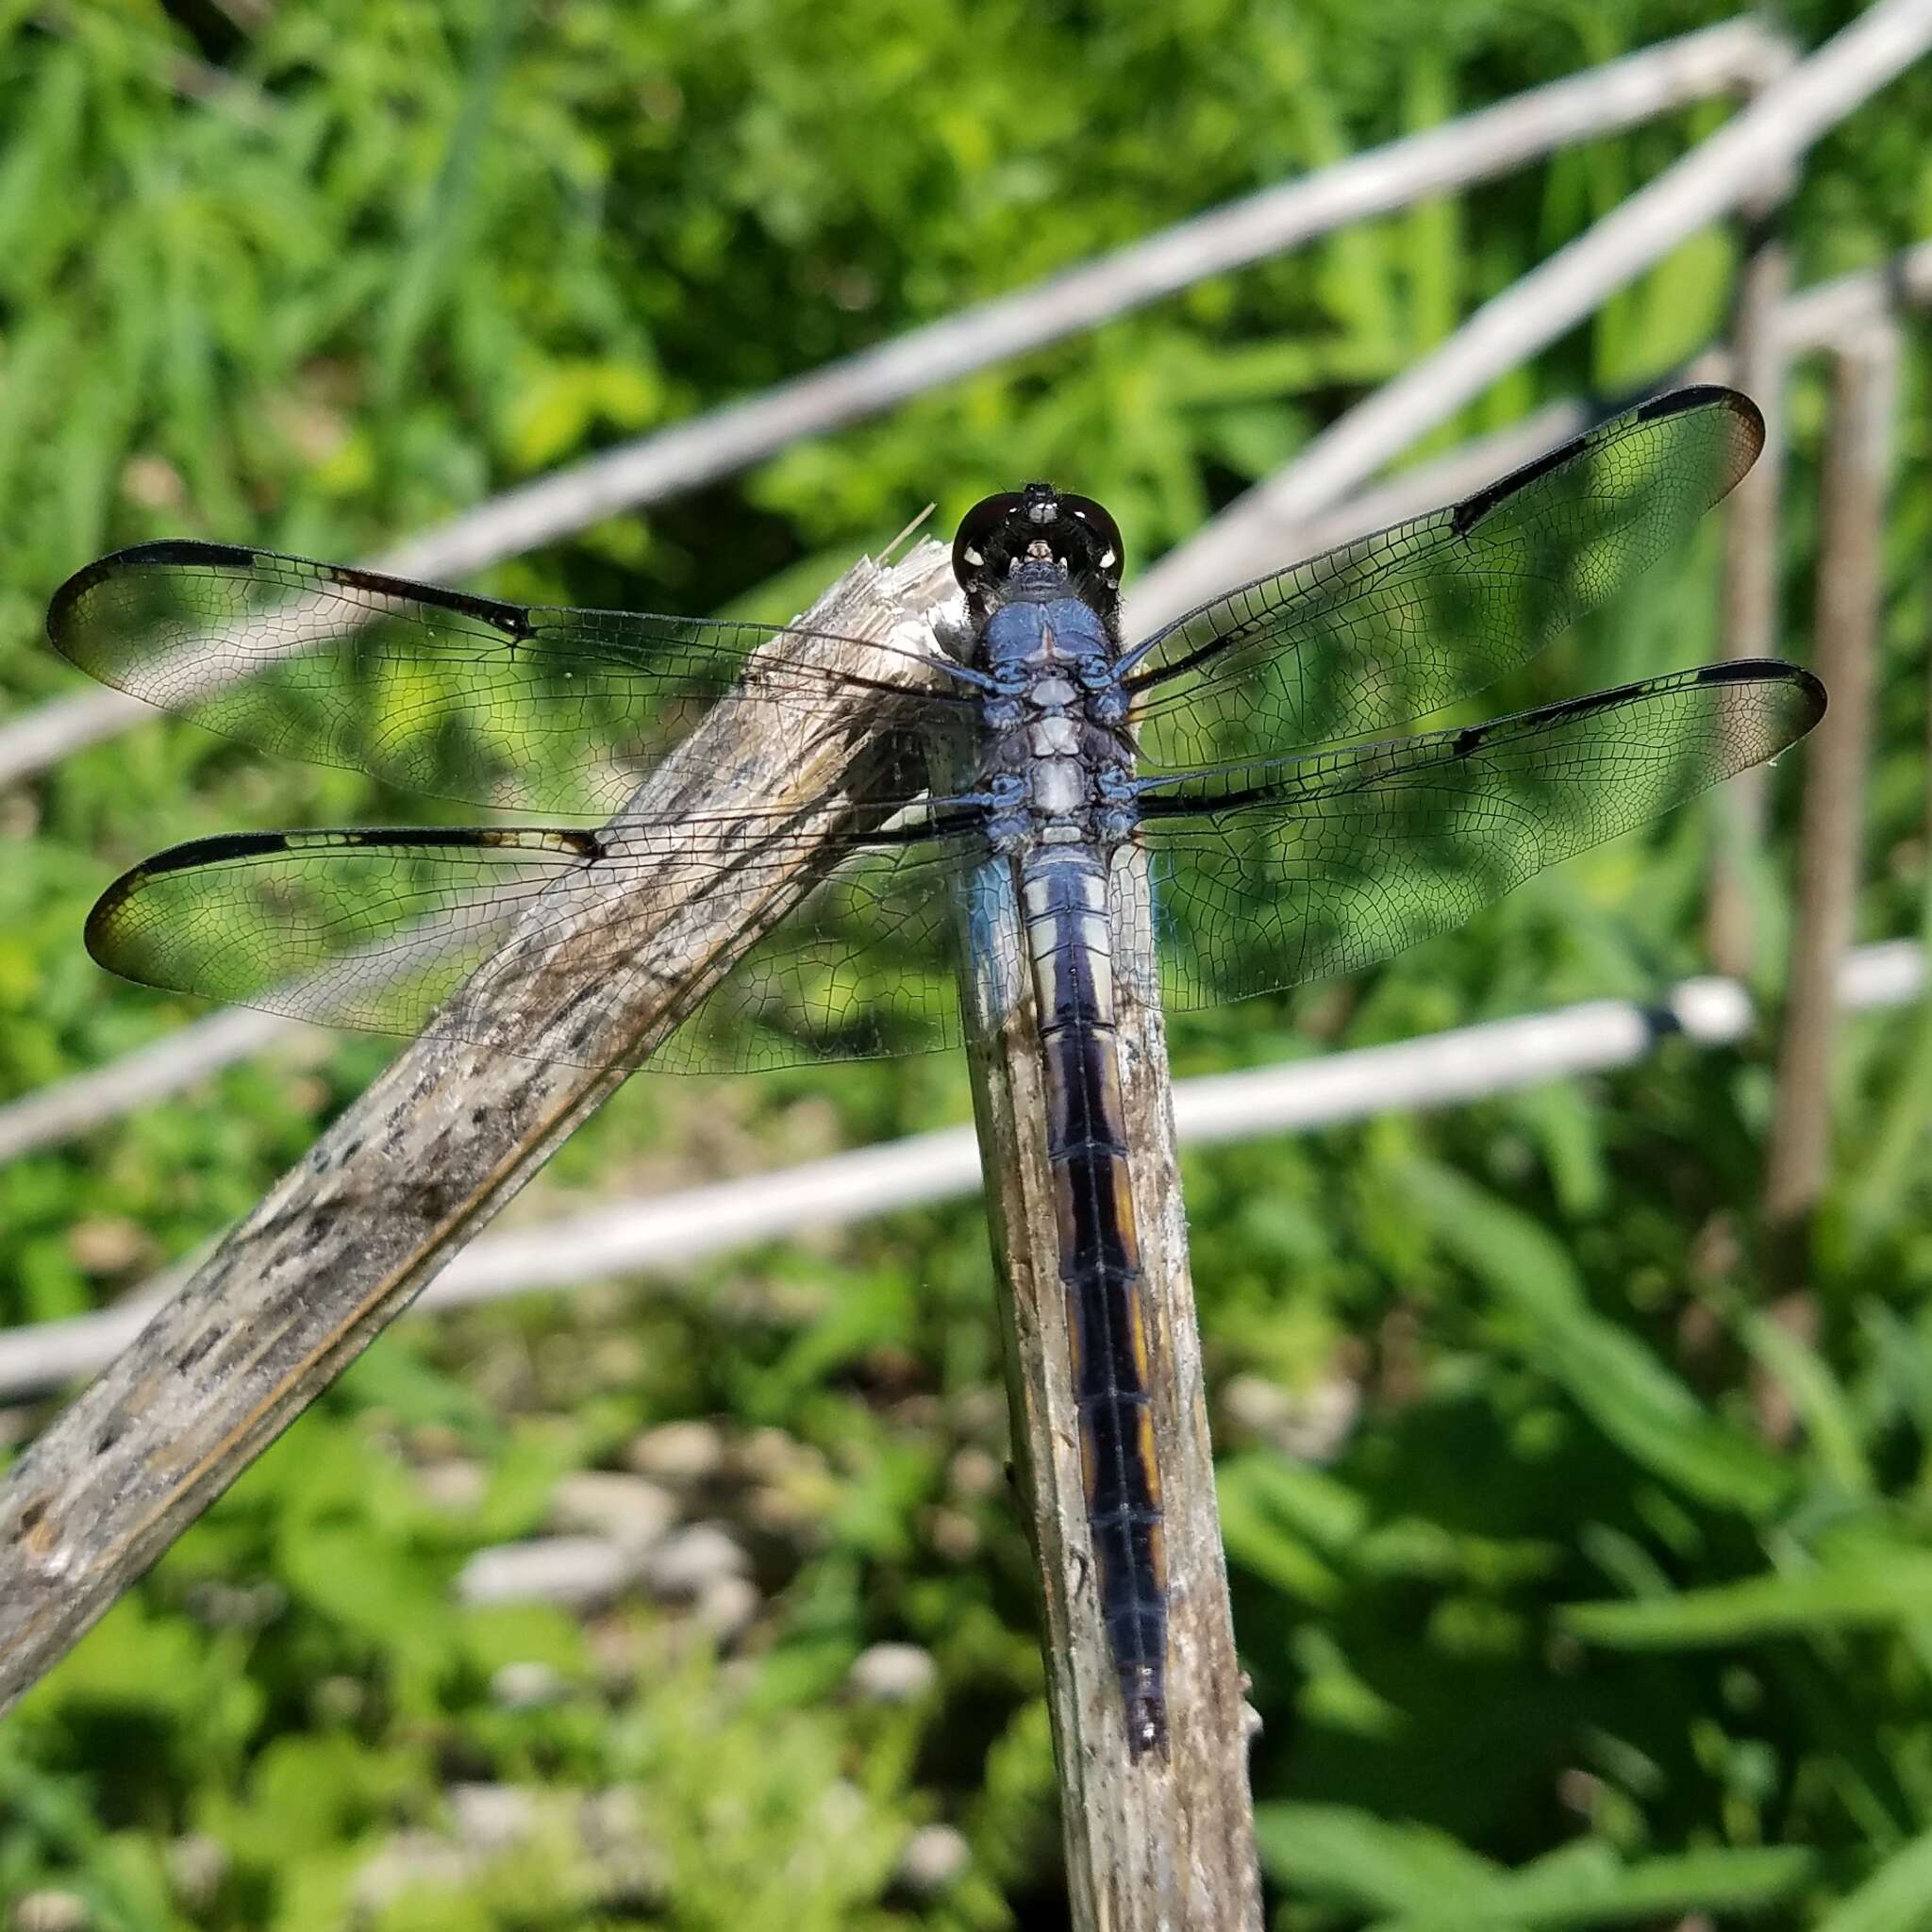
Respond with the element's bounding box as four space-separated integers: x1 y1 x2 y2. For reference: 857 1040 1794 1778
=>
1451 384 1766 539
1693 656 1827 734
46 541 260 652
48 538 536 667
83 830 287 982
107 538 259 570
1632 381 1766 485
1633 380 1761 431
83 861 152 979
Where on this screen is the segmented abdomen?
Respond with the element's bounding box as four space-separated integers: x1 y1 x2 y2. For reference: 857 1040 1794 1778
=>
1021 850 1168 1759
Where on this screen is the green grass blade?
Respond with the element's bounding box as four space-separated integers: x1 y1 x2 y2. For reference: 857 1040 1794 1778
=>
1566 1542 1932 1648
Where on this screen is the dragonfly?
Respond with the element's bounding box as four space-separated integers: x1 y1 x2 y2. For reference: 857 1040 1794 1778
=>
49 383 1823 1760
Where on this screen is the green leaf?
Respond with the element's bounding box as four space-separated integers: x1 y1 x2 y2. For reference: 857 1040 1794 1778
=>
1261 1809 1812 1929
1216 1453 1365 1605
1402 1161 1790 1517
1363 1843 1812 1929
1739 1308 1873 1495
1490 1841 1813 1923
1817 1829 1932 1932
1254 1803 1503 1914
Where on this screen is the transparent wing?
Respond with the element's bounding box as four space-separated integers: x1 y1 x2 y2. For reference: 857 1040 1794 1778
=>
661 836 970 1071
1135 661 1824 1008
47 541 968 816
1124 387 1763 769
84 816 980 1074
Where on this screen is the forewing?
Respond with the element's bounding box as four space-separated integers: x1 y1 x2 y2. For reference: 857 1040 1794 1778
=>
85 818 977 1074
48 541 961 816
1136 662 1823 1008
1125 387 1763 769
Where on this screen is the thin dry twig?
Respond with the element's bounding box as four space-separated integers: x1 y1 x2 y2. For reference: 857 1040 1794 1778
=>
1764 322 1901 1230
1128 0 1932 636
0 541 959 1711
0 941 1922 1405
1774 239 1932 350
0 21 1785 792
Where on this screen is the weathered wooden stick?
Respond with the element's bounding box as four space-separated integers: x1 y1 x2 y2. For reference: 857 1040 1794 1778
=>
5 940 1926 1405
1764 322 1899 1229
958 851 1260 1927
0 540 958 1711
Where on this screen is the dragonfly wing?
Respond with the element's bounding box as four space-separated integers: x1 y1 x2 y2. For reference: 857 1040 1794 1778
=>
1124 387 1763 769
1134 661 1823 1008
48 541 965 816
653 832 971 1071
85 815 979 1073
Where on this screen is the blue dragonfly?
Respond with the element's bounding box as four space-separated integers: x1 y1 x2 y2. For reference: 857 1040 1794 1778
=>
49 384 1823 1757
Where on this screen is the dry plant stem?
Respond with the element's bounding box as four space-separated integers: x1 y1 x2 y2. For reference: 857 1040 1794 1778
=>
1764 325 1900 1232
1 940 1923 1404
960 859 1259 1927
0 21 1784 791
1705 40 1799 978
1129 0 1932 636
0 541 959 1712
1777 238 1932 351
10 242 1932 1172
0 402 1596 1170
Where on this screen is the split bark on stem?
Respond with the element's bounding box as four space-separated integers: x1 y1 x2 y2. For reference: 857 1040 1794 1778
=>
0 540 958 1709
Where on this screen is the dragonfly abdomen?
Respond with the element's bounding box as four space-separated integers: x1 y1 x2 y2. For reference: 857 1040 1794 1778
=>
1021 851 1168 1760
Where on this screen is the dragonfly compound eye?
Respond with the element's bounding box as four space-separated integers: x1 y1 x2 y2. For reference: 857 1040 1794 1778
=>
953 492 1025 590
953 487 1124 592
1057 494 1124 580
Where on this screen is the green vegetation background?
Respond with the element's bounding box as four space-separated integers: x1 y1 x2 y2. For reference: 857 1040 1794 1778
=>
3 1 1931 1925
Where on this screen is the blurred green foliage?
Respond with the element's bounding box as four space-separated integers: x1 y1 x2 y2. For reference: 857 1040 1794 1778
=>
3 0 1932 1925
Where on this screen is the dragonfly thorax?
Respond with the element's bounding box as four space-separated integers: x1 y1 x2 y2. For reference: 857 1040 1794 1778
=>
976 596 1138 855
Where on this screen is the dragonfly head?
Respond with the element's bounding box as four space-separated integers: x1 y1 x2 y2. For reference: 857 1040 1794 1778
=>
952 482 1124 626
